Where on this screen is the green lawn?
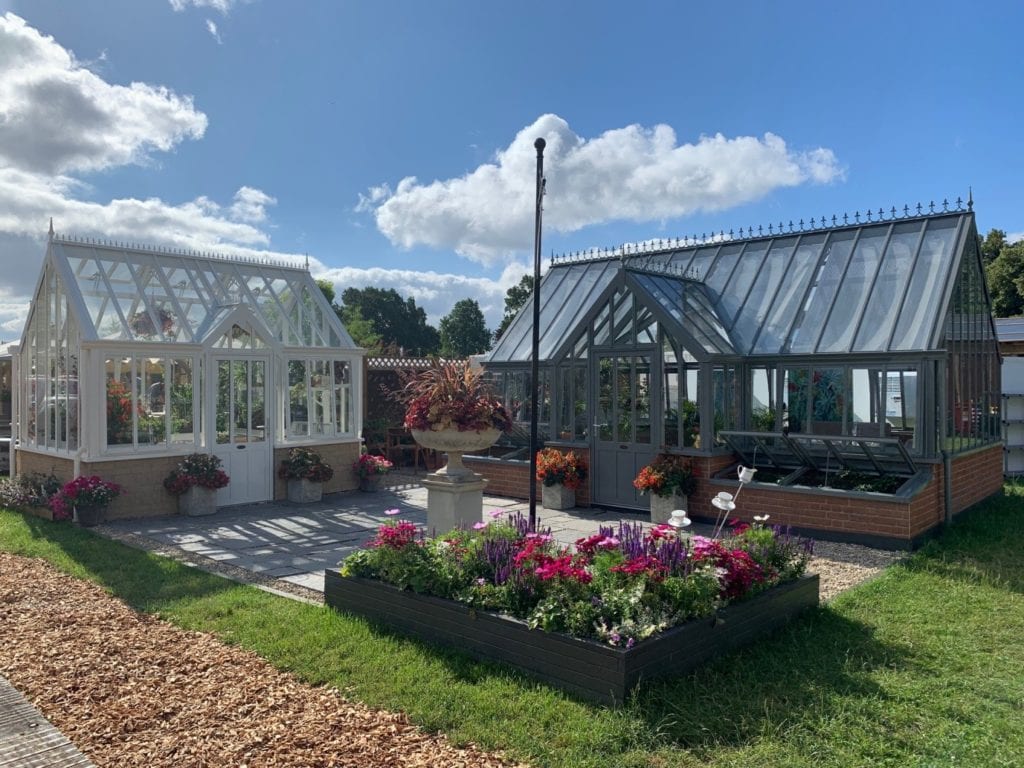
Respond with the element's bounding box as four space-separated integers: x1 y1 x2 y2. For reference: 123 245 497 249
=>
2 488 1023 768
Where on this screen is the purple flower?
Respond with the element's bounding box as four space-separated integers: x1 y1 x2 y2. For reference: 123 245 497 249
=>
488 509 504 519
473 521 488 530
384 508 401 516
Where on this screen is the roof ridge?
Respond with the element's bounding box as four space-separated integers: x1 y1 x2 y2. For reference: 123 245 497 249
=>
550 196 971 266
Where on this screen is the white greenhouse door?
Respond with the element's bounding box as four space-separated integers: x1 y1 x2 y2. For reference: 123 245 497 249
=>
211 357 272 506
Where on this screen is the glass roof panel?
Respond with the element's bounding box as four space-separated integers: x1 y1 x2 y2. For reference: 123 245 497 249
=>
627 272 735 356
719 240 771 326
891 215 960 350
731 237 797 353
787 230 858 353
489 260 618 363
702 242 744 298
51 239 355 349
752 233 826 354
853 221 924 352
817 226 889 352
677 246 719 283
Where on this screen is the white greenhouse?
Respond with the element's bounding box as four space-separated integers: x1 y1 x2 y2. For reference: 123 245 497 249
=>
10 230 364 518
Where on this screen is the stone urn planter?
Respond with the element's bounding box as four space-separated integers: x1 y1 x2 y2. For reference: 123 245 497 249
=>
178 485 218 516
74 503 106 527
542 483 575 510
359 475 384 492
649 492 687 525
410 427 500 481
287 478 324 504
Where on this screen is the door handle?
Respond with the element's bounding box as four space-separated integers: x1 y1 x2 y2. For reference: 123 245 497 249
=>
236 444 246 449
620 444 628 450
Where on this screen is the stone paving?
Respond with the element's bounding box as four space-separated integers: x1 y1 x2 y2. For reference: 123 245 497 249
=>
99 474 679 593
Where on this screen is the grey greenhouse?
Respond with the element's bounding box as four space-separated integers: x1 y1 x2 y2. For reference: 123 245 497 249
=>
470 202 1004 547
10 231 364 518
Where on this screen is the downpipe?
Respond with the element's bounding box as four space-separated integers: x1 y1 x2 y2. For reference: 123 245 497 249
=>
941 449 953 526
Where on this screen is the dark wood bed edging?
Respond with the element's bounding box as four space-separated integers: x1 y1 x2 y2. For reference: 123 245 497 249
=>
324 570 820 706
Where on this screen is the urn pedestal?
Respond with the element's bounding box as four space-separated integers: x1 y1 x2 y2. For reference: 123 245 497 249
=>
650 493 688 525
411 427 500 532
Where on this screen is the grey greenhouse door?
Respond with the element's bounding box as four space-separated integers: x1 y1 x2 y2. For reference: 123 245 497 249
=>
593 353 658 509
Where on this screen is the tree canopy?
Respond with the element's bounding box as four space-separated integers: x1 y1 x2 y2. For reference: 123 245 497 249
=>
984 230 1024 318
439 299 491 358
338 286 439 355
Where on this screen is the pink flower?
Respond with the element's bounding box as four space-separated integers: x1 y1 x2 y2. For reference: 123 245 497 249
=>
472 521 488 530
488 509 504 519
384 508 401 516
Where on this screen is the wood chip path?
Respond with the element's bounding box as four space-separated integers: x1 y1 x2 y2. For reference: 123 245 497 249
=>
0 552 525 768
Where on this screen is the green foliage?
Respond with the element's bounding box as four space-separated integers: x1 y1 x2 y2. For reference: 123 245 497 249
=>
493 273 535 342
439 298 491 358
985 235 1024 317
339 287 439 355
315 278 336 306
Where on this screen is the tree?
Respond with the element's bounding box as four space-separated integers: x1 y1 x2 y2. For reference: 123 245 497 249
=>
315 278 336 306
439 299 491 358
980 229 1008 266
339 287 439 355
986 239 1024 317
493 274 536 342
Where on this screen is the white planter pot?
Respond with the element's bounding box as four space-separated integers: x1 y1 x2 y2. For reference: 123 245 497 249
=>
287 478 323 504
179 485 217 517
650 492 687 525
411 427 500 480
541 483 575 510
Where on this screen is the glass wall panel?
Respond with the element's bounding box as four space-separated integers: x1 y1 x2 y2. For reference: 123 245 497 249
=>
783 368 809 434
216 360 231 443
231 360 249 442
712 365 739 445
663 338 700 448
170 358 196 444
309 360 331 436
288 360 308 436
333 361 352 435
750 366 778 431
138 357 167 445
106 357 135 447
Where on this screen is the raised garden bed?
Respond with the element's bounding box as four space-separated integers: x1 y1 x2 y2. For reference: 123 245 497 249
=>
324 569 819 705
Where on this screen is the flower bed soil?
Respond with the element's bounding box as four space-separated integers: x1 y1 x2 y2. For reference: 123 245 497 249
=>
325 570 820 706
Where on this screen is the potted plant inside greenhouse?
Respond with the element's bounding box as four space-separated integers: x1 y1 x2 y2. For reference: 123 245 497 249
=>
352 452 393 492
401 360 511 479
49 475 124 527
163 453 230 516
536 447 588 510
279 447 334 503
634 454 698 524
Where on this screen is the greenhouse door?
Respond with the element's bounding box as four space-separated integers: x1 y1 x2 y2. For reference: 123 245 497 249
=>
592 353 657 509
211 357 272 506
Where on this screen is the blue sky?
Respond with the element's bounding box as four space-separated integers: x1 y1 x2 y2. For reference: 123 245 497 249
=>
1 0 1022 340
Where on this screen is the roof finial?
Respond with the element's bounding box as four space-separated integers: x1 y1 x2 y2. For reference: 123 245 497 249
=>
968 186 974 211
48 217 54 240
305 253 309 271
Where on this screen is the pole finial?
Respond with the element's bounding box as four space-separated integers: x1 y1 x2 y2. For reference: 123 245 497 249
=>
968 186 974 211
48 217 54 239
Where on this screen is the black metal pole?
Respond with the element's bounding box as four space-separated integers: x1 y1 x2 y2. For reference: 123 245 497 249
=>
528 137 546 530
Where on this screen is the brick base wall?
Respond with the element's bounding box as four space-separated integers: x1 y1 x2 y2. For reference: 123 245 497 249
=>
465 447 592 508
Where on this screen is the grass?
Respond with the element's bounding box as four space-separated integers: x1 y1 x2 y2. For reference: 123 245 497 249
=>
2 488 1024 768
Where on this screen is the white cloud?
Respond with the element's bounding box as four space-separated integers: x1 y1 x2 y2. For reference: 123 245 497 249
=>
1007 231 1024 245
313 261 530 329
362 114 844 265
205 19 223 44
228 186 276 223
0 13 207 176
169 0 245 14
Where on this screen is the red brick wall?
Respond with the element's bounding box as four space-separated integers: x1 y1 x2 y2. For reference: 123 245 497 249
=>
465 447 592 507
